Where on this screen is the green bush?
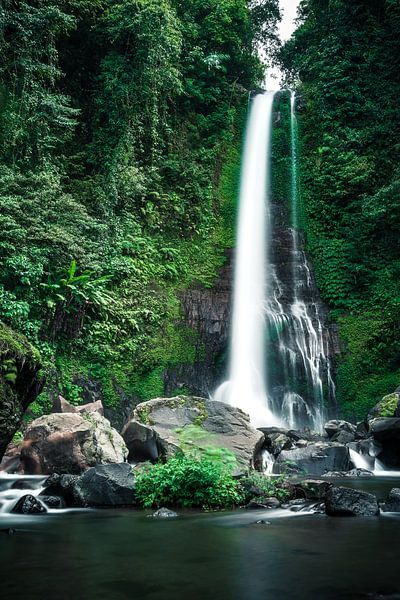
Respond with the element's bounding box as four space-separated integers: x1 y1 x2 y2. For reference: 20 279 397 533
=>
240 472 291 503
135 455 244 509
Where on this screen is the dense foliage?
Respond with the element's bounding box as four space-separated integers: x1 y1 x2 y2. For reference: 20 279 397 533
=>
280 0 400 418
0 0 280 415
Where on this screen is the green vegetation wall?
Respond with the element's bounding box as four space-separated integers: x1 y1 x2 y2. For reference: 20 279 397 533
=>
0 0 280 417
280 0 400 419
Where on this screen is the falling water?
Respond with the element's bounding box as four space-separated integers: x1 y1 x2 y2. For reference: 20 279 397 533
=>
214 92 279 427
264 91 335 431
215 90 335 431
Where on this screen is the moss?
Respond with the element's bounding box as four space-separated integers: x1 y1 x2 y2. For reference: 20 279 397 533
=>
377 393 399 417
0 321 40 367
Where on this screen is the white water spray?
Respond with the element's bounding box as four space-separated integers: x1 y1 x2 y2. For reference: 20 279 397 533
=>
214 92 279 427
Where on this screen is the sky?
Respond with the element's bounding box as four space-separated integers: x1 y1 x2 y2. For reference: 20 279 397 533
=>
265 0 300 90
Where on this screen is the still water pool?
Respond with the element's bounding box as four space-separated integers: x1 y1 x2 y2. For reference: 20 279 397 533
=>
0 477 400 600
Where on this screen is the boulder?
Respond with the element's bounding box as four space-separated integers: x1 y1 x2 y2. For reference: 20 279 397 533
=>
246 497 280 509
293 479 332 500
41 473 80 505
273 443 350 476
381 488 400 512
20 412 128 475
73 463 136 507
324 469 374 478
324 420 356 439
52 395 104 416
369 418 400 467
11 494 47 515
122 396 264 473
152 507 179 518
325 486 379 516
40 495 66 509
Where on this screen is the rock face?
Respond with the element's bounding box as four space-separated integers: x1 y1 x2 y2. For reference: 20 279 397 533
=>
20 412 128 475
0 323 43 461
369 418 400 467
325 486 379 517
273 443 350 476
73 463 136 507
324 420 356 438
122 396 264 472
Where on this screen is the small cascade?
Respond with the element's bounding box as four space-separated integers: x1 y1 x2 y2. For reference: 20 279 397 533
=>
349 448 371 471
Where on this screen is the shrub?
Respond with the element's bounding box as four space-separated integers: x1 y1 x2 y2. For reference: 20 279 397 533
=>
135 455 244 509
240 472 291 503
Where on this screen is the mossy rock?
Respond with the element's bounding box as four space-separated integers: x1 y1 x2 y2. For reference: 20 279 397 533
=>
368 391 400 421
0 321 43 459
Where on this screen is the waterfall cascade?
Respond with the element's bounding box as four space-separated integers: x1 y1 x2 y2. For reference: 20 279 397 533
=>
215 90 336 431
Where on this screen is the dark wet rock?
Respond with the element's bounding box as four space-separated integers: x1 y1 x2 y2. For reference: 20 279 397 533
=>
268 433 294 456
11 494 47 515
73 463 136 507
246 497 281 510
381 488 400 512
121 421 158 462
273 443 350 476
152 507 178 518
122 396 264 474
11 479 38 490
20 412 128 475
255 520 271 525
355 421 369 439
369 418 400 467
40 495 66 509
324 420 356 439
42 473 80 506
325 486 379 516
331 431 356 444
293 479 332 500
324 468 374 478
0 528 16 535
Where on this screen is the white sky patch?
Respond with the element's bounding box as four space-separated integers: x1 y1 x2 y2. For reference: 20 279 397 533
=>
264 0 300 91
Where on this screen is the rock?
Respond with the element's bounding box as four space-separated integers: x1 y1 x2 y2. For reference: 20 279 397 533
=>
41 474 80 505
355 421 369 439
324 420 356 439
255 520 271 525
0 323 43 461
325 486 379 516
73 463 136 507
121 421 158 462
11 494 47 515
273 443 350 476
330 430 355 444
39 495 66 509
381 488 400 512
369 418 400 467
152 507 178 518
20 412 128 475
293 479 332 500
122 396 264 473
324 469 374 478
267 433 294 456
368 392 400 421
246 497 280 509
52 395 104 416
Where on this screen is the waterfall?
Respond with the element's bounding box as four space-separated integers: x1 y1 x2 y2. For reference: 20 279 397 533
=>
215 90 335 431
214 92 279 427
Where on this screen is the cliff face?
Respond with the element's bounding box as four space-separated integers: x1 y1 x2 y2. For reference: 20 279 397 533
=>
164 203 339 424
164 250 233 398
0 324 43 459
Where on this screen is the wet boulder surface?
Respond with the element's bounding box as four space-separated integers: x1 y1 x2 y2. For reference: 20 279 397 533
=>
122 396 264 474
325 486 380 517
273 442 350 476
